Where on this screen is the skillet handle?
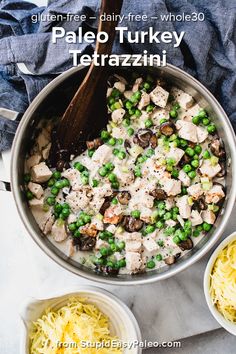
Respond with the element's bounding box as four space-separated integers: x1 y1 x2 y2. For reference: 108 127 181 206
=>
0 107 20 190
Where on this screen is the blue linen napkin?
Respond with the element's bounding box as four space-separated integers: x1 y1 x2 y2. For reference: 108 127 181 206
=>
0 0 235 151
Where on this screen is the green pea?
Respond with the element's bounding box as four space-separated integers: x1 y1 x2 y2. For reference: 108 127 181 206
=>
137 156 146 164
179 139 188 148
193 229 200 237
111 198 118 205
146 104 154 112
198 109 207 118
173 103 180 110
123 118 130 127
111 88 121 98
118 259 126 268
193 146 202 156
81 175 89 185
134 166 142 177
73 230 81 238
54 203 63 213
203 150 211 159
99 231 107 240
197 225 203 232
113 148 119 156
134 90 142 100
92 179 99 187
106 261 115 268
88 149 95 158
156 254 163 261
129 108 136 116
117 151 126 160
53 171 61 180
100 247 109 256
68 223 77 232
184 220 192 229
47 178 55 187
185 147 195 157
146 148 155 158
117 138 123 145
51 186 59 196
108 137 116 146
169 110 178 118
101 130 110 141
157 240 164 247
26 190 34 200
183 164 192 173
145 119 153 128
46 196 56 206
192 115 200 125
147 260 155 269
125 101 133 110
207 124 216 134
202 118 210 126
127 127 134 136
164 212 172 220
111 181 119 189
143 82 151 90
171 169 179 178
156 221 164 229
181 186 187 195
145 225 155 234
108 97 115 105
167 157 176 166
164 227 175 236
99 166 108 177
135 109 142 117
131 210 141 219
24 173 31 183
110 243 117 253
61 208 70 218
157 209 165 217
74 162 85 172
117 241 125 250
160 118 167 125
203 222 212 231
166 165 173 172
108 173 117 182
104 162 114 171
188 170 196 179
157 201 166 210
83 214 91 224
173 235 181 244
191 159 199 168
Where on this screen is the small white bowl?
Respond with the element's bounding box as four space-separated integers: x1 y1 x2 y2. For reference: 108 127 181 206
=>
204 231 236 336
20 286 142 354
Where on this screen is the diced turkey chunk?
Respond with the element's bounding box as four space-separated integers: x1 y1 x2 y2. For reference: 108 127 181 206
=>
171 87 194 110
187 183 204 200
26 153 41 170
161 178 181 196
143 237 159 254
28 182 44 199
111 108 126 124
80 224 98 237
140 207 153 223
36 129 50 151
138 92 150 110
150 85 169 108
190 210 203 226
62 168 81 190
205 185 225 204
95 239 108 250
29 197 44 209
199 160 221 178
132 77 143 92
125 252 142 273
67 239 75 257
176 120 198 143
178 170 191 186
44 215 55 235
201 210 216 224
197 126 208 143
68 214 77 224
91 217 104 231
31 162 52 183
114 81 126 93
124 90 133 100
42 143 51 160
125 240 142 252
176 195 191 219
103 205 123 224
51 220 68 242
129 191 154 209
113 167 134 187
166 147 185 165
151 108 169 125
92 144 112 164
30 198 53 233
66 190 90 212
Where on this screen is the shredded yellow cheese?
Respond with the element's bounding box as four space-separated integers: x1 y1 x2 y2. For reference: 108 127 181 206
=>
30 297 122 354
210 240 236 323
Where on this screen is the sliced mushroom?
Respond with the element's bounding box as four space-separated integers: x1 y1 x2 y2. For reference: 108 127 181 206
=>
117 191 131 205
77 235 96 251
124 139 131 154
86 138 102 150
164 253 181 265
216 161 226 177
133 129 153 148
193 197 207 211
160 122 176 136
96 265 119 275
210 138 226 158
178 238 193 251
99 192 118 215
150 134 158 148
80 224 98 237
179 154 191 168
150 188 167 200
122 216 144 232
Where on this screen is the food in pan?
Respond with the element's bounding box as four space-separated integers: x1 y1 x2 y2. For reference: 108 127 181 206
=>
210 240 236 323
30 297 121 354
24 73 226 275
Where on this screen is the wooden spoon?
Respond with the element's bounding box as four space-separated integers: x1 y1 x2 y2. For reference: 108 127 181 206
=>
50 0 123 167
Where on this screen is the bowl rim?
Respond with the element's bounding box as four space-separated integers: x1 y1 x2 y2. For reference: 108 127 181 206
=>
20 285 142 354
203 231 236 336
11 60 236 285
